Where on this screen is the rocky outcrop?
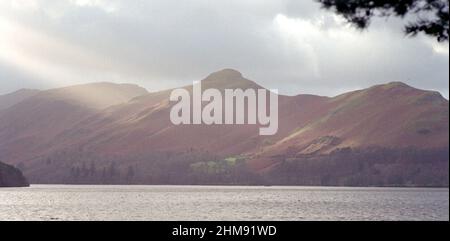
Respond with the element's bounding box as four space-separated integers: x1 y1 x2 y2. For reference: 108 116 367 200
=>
0 161 29 187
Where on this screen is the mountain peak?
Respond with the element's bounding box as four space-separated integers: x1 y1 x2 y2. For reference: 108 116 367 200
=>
200 68 263 90
363 82 412 92
384 81 410 88
205 69 243 80
372 82 446 102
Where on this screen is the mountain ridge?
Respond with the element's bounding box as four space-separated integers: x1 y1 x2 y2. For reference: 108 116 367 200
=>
0 69 447 186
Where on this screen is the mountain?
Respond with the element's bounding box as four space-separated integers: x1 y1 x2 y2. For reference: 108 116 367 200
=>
0 89 39 111
0 70 447 186
0 161 29 187
249 82 449 186
0 82 148 169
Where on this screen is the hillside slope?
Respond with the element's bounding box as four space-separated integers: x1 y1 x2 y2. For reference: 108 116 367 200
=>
0 70 447 186
0 89 39 111
0 82 148 166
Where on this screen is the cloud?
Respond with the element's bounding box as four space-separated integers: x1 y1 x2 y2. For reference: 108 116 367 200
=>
0 0 448 98
69 0 118 13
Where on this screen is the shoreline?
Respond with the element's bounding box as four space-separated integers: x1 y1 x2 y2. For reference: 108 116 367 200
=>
10 184 450 189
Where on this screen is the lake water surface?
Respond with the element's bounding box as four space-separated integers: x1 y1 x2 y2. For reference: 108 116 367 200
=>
0 185 448 221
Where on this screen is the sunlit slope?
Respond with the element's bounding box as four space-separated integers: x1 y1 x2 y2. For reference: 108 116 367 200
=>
0 82 148 164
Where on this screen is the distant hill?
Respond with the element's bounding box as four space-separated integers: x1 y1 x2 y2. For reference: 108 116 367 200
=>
0 89 39 111
0 70 447 186
0 161 29 187
0 82 148 165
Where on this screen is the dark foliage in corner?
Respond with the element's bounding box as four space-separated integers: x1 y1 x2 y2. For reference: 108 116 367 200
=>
318 0 449 41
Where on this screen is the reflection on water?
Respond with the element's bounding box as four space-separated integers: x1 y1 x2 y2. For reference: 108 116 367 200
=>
0 185 448 221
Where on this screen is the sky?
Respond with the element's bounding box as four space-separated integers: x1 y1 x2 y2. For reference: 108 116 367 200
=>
0 0 448 98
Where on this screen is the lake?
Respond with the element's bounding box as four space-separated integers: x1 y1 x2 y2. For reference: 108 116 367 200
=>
0 185 448 221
